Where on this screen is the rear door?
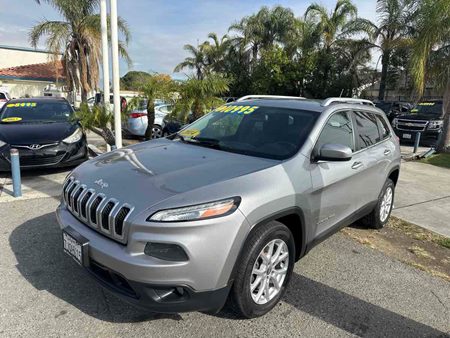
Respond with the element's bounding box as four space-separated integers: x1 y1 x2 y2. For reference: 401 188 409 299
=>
308 110 367 237
352 110 392 208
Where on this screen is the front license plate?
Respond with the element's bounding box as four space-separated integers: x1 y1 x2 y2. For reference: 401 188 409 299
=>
403 133 412 139
63 229 88 266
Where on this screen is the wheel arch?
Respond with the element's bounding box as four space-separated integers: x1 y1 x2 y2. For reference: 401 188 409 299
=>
228 207 306 286
388 166 400 186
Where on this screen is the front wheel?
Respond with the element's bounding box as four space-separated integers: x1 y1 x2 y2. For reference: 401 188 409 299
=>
229 221 295 318
362 178 395 229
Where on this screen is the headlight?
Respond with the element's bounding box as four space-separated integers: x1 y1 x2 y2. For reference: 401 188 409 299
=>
428 120 443 130
148 197 240 222
392 118 398 128
63 128 83 144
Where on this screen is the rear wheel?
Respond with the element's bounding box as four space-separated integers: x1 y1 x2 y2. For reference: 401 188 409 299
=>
152 125 163 139
229 221 295 318
361 178 395 229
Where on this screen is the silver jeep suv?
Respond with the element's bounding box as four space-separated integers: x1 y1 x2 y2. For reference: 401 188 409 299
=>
57 96 401 318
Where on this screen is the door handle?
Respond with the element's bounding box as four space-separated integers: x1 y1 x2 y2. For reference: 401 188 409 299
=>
384 149 391 156
351 161 363 170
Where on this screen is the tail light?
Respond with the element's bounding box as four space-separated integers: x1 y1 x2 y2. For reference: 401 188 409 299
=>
0 99 6 102
129 112 147 119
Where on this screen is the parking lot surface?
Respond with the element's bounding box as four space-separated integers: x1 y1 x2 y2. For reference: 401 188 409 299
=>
1 197 449 337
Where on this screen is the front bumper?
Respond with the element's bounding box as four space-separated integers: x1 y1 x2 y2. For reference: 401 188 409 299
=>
56 203 250 312
0 138 87 171
394 128 441 144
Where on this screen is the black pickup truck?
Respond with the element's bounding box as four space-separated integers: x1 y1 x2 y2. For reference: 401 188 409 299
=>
392 100 445 145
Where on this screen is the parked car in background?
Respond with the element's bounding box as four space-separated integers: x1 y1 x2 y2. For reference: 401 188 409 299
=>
161 112 194 136
57 95 400 318
375 101 412 122
123 100 172 138
0 97 88 170
0 88 11 110
392 100 445 146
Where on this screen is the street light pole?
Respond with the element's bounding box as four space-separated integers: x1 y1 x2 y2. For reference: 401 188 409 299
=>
110 0 122 148
100 0 111 152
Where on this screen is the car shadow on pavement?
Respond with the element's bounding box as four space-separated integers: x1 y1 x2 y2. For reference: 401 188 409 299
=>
281 273 447 337
9 212 182 323
9 212 448 335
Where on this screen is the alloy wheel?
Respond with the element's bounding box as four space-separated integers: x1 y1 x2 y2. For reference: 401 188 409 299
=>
250 239 289 305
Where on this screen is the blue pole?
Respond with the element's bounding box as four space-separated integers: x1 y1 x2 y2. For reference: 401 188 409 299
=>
10 148 22 198
413 132 421 154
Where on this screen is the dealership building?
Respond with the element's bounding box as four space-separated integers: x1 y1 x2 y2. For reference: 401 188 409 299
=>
0 45 66 99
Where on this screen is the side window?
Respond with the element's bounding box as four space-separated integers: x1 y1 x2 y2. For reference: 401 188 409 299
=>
0 93 6 100
354 111 381 150
376 114 390 139
316 111 354 152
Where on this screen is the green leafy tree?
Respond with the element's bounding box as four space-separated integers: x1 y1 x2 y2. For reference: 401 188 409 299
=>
31 0 131 102
131 74 177 140
174 75 229 121
74 103 125 146
409 0 450 152
174 43 208 80
121 71 154 91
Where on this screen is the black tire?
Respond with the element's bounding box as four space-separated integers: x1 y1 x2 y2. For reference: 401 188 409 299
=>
229 221 295 318
361 179 395 229
152 125 163 139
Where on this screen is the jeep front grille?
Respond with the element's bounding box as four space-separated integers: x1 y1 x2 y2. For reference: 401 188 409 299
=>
63 177 134 244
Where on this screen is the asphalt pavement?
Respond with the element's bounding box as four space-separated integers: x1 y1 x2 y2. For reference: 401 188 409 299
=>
1 197 449 337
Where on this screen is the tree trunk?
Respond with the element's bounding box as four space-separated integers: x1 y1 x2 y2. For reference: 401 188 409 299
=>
81 89 88 103
378 51 390 101
145 101 155 141
437 79 450 153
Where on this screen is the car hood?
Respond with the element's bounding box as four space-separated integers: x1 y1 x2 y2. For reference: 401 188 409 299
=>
396 113 442 121
72 139 278 209
0 122 77 145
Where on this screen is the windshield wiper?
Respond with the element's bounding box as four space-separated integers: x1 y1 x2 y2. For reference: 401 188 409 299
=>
187 137 222 149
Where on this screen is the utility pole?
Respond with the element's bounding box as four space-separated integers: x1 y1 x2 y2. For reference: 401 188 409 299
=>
110 0 122 148
100 0 111 151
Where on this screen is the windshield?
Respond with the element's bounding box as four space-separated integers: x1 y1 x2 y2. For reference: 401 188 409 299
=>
177 104 319 160
0 101 73 123
410 102 443 117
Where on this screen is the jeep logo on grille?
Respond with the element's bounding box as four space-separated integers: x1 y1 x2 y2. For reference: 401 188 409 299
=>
28 144 42 150
94 179 109 189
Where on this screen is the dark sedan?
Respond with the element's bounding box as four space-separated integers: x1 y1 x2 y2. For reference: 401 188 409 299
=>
0 97 88 170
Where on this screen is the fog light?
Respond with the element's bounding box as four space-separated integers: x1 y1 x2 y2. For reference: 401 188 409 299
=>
144 243 189 261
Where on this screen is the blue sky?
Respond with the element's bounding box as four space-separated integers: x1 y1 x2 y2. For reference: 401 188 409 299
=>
0 0 379 78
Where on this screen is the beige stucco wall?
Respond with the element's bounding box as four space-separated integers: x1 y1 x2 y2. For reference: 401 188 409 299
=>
0 47 60 69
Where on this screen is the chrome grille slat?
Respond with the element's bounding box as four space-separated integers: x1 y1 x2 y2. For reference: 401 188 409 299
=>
62 176 134 244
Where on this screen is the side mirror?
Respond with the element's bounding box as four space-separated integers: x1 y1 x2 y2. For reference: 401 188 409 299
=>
315 143 352 162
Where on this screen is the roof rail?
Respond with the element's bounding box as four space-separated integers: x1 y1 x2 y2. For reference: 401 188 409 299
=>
237 95 305 102
322 97 375 107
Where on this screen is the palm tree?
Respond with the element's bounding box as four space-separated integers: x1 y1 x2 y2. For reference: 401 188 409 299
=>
345 0 414 101
304 0 358 95
203 33 231 73
174 75 229 121
137 74 177 140
305 0 357 51
31 0 131 102
174 43 208 80
229 6 296 62
410 0 450 152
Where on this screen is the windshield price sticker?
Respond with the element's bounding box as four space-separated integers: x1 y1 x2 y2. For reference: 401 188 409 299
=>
215 105 259 115
180 129 201 138
6 102 37 108
1 117 22 122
